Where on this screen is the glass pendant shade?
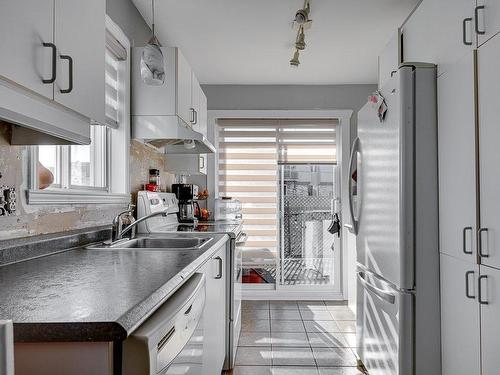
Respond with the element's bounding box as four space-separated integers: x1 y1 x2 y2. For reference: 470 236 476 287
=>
141 0 165 85
141 35 165 86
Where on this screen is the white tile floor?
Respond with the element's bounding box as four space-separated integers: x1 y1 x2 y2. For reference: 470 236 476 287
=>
228 300 363 375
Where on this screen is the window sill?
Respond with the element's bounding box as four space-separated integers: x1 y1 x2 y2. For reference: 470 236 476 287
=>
27 189 130 205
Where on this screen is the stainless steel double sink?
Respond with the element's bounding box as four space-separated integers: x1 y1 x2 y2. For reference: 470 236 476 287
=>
87 236 212 250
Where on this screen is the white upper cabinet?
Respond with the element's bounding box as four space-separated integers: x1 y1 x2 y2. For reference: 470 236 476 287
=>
438 52 477 262
190 74 208 136
54 0 105 124
176 49 193 126
478 33 500 269
0 0 54 99
440 254 481 375
132 47 208 139
476 0 500 47
403 0 475 76
0 0 105 144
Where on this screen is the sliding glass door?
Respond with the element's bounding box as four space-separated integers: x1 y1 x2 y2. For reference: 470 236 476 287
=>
277 163 340 290
217 118 341 294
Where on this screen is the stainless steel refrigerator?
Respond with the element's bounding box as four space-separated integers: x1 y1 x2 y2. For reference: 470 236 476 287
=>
348 63 441 375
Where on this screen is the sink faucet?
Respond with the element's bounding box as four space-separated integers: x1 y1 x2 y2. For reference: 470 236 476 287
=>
112 204 135 242
118 210 170 240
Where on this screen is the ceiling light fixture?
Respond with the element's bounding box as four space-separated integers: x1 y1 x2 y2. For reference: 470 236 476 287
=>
290 1 311 68
293 0 313 29
295 26 306 50
141 0 165 86
290 49 300 68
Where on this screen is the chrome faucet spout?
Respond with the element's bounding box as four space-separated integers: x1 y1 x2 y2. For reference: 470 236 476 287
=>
118 210 169 239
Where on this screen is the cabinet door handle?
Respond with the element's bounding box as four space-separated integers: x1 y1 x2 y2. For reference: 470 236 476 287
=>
193 110 198 125
475 5 486 35
465 270 475 299
42 42 57 84
59 55 73 94
189 108 195 123
463 17 473 45
214 256 223 279
199 156 205 169
478 275 488 305
478 228 489 258
463 226 473 255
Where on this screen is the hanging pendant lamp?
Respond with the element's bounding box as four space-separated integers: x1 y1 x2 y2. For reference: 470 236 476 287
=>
141 0 165 85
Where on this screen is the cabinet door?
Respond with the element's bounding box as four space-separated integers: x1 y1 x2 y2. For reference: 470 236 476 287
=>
176 49 192 126
476 0 500 47
202 247 226 375
54 0 105 123
403 0 474 75
478 34 500 269
440 254 480 375
479 265 500 375
198 88 208 137
191 73 200 130
0 0 54 99
438 52 477 262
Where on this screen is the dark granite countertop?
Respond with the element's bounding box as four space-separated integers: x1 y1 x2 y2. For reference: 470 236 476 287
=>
0 233 228 343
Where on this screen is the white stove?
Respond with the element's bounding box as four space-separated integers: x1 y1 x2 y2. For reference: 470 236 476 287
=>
136 191 245 370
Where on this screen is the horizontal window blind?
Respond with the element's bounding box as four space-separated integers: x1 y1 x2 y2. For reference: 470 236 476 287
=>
217 118 337 253
104 32 126 129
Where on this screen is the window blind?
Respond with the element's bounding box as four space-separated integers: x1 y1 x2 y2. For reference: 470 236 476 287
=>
104 31 127 129
217 118 337 252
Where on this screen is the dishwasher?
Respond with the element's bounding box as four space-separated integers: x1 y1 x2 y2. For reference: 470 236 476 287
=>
123 273 206 375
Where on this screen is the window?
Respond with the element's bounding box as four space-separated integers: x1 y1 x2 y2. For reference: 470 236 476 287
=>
36 125 108 191
29 16 130 204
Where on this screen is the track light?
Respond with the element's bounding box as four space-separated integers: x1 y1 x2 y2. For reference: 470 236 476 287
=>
295 27 306 50
290 50 300 68
294 1 311 25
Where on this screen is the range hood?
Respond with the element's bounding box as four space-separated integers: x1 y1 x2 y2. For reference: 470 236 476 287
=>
132 115 216 154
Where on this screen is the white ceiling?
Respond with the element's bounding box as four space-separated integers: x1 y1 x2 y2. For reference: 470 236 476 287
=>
132 0 418 85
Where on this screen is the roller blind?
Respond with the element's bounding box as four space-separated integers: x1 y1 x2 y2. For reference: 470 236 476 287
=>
217 118 337 251
104 31 127 129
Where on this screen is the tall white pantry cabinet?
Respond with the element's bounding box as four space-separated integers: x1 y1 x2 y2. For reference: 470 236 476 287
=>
403 1 500 375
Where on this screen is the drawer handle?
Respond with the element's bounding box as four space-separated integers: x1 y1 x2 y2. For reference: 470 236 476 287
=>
357 271 396 305
42 42 57 84
59 54 73 94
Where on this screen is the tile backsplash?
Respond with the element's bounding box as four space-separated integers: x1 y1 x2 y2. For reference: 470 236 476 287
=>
0 123 174 240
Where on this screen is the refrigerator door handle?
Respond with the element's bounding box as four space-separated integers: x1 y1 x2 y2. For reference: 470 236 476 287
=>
348 137 361 235
357 271 396 305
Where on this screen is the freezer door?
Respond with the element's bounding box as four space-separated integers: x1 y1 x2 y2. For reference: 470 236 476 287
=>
355 69 406 288
356 267 413 375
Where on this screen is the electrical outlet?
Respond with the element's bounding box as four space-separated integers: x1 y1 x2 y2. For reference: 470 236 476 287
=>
0 186 16 216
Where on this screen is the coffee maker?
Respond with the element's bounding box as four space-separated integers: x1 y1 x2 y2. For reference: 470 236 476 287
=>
172 184 200 223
